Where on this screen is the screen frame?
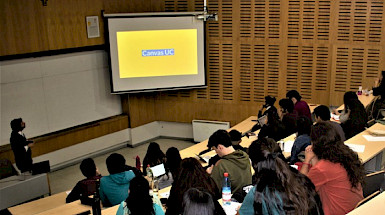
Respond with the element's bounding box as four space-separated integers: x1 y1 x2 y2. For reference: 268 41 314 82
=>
104 12 207 94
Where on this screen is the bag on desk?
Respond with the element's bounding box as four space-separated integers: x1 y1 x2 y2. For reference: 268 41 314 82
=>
32 160 50 175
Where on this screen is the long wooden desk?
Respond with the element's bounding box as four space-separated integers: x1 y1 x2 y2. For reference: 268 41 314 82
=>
8 192 68 215
34 200 90 215
347 191 385 214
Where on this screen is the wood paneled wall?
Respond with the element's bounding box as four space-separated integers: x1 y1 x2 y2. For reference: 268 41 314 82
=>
0 0 164 56
127 0 385 127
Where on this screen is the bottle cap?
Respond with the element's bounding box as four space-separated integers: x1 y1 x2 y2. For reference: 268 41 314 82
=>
147 164 150 167
224 172 229 177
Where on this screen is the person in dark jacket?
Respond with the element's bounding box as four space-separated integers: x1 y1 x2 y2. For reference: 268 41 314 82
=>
10 118 33 173
258 109 286 141
66 158 102 203
258 96 277 118
279 98 299 137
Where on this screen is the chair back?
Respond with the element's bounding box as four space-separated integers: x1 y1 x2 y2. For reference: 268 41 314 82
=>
363 170 385 198
355 190 381 208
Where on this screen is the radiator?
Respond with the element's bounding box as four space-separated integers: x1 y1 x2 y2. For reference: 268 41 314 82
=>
192 120 230 142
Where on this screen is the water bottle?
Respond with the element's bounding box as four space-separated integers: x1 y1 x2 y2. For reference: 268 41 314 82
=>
222 172 231 205
146 165 153 187
92 179 101 215
136 155 141 171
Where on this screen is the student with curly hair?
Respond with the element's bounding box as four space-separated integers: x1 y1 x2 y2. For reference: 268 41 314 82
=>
239 139 323 215
301 122 365 215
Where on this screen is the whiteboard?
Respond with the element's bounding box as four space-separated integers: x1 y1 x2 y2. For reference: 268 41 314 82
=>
0 50 122 145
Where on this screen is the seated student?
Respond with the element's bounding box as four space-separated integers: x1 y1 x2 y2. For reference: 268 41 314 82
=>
239 150 323 215
165 147 181 180
314 105 346 141
286 90 312 120
116 176 164 215
182 187 225 215
289 116 313 165
370 70 385 119
336 91 362 123
257 109 286 141
340 95 368 139
143 142 173 189
258 95 277 118
66 158 102 203
166 158 222 215
208 129 246 167
100 153 136 207
206 130 252 198
300 122 365 215
279 98 299 137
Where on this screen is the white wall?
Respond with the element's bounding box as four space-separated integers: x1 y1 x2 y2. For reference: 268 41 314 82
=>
0 50 122 145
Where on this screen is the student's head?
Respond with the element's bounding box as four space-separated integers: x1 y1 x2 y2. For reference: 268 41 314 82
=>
80 158 97 178
125 176 154 215
166 147 182 179
278 98 294 114
147 142 162 155
172 158 218 206
248 137 283 169
106 153 126 174
264 96 276 107
207 130 232 157
380 70 385 82
286 90 302 104
229 129 242 145
343 91 358 107
310 122 365 189
252 152 314 215
296 116 312 136
10 118 25 132
144 142 165 167
183 188 215 215
313 105 330 122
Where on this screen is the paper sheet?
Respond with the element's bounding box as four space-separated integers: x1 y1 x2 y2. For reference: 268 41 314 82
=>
284 140 294 152
345 143 365 152
159 191 170 199
222 202 242 215
363 135 385 142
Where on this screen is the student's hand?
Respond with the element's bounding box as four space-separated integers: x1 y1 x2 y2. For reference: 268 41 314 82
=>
304 145 316 163
27 142 34 148
206 165 214 174
374 78 380 87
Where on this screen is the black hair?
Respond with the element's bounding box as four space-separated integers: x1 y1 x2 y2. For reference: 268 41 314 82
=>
80 158 97 178
278 98 294 113
143 142 166 170
296 116 312 136
166 147 182 180
229 129 242 142
248 137 284 170
264 96 276 106
313 105 331 121
125 176 155 215
182 188 215 215
207 129 232 148
106 153 126 174
10 118 23 132
311 122 365 189
286 90 302 101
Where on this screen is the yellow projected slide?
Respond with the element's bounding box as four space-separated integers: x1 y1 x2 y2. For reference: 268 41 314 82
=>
117 29 198 78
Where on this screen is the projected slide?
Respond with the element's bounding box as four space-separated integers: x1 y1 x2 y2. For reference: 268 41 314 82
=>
116 29 198 78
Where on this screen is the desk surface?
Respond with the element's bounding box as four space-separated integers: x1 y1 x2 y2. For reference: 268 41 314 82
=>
8 192 67 215
347 192 385 214
34 200 90 215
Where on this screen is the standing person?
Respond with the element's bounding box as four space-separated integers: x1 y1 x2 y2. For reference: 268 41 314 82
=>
100 153 136 207
10 118 33 173
166 158 224 215
206 130 252 197
116 176 164 215
286 90 312 120
300 122 365 215
66 158 102 203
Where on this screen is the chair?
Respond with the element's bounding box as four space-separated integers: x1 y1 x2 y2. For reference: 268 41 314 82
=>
355 190 381 208
362 170 385 198
0 159 18 180
375 108 385 120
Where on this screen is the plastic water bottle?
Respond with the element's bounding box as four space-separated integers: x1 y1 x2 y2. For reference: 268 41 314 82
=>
146 165 153 187
222 172 231 205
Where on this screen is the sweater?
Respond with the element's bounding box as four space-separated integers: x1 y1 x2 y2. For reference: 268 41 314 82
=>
100 170 135 206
